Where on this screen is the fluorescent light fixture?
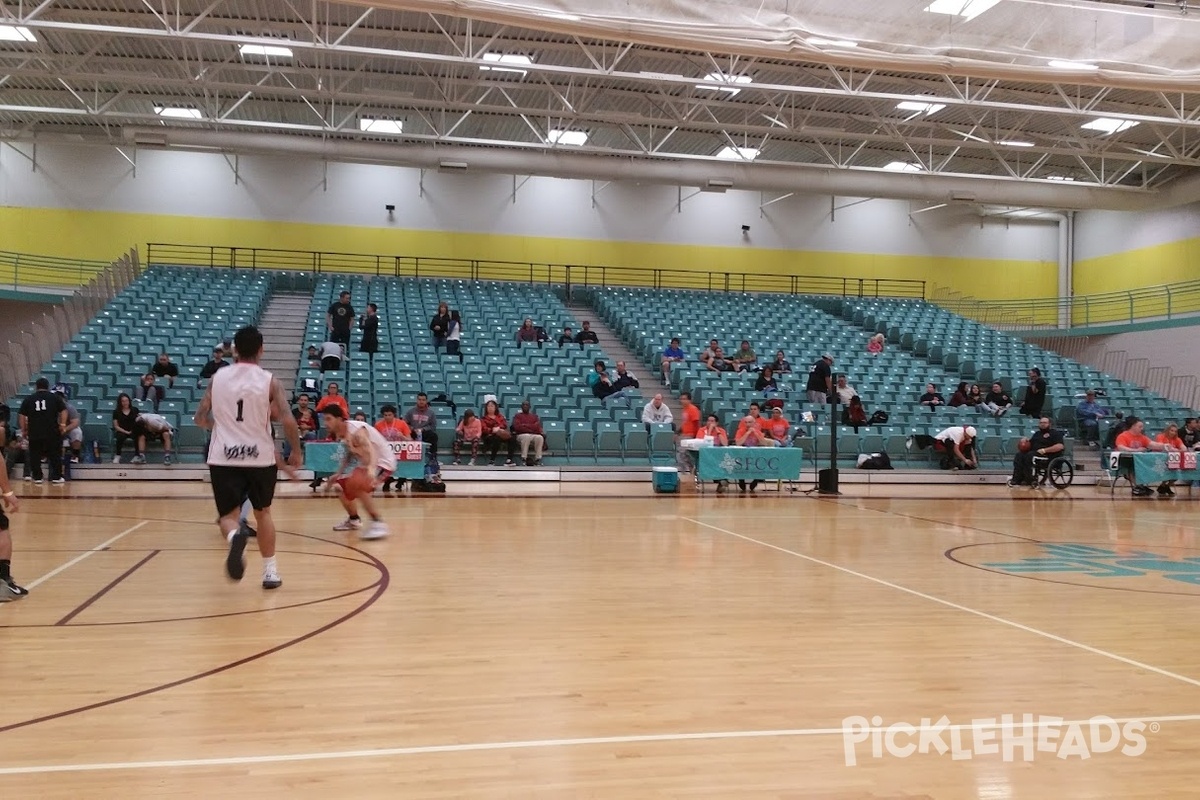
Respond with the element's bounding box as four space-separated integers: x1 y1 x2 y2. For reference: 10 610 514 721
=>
807 37 858 48
239 42 293 58
481 53 533 75
154 105 203 120
998 139 1035 147
1048 59 1098 71
696 72 752 95
883 161 922 172
1081 117 1138 135
548 129 587 146
715 146 759 161
0 24 36 42
539 11 581 21
924 0 1003 21
1045 175 1076 182
897 101 946 116
359 118 403 134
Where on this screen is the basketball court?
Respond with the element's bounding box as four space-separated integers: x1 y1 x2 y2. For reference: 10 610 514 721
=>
2 483 1198 797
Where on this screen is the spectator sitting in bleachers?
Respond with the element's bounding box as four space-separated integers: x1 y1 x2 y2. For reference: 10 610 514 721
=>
319 340 344 374
557 326 575 348
764 405 792 445
316 382 349 417
1155 423 1188 496
452 409 483 465
705 346 734 373
575 321 599 345
919 383 945 410
375 404 412 491
511 400 546 466
841 396 869 432
480 399 516 466
909 425 977 470
306 345 320 368
981 382 1013 416
353 411 368 423
607 362 639 407
767 350 792 373
700 339 720 367
285 394 318 461
1075 390 1109 447
835 375 857 405
642 394 673 432
198 346 229 386
1019 367 1047 417
588 360 615 401
966 384 984 409
515 318 540 346
139 352 179 411
1114 417 1167 497
1182 418 1200 491
948 382 970 407
702 414 732 493
133 411 174 466
731 340 757 373
403 392 439 465
661 337 686 379
1007 417 1064 488
111 392 139 464
429 301 450 350
867 333 885 356
735 403 777 448
755 367 779 398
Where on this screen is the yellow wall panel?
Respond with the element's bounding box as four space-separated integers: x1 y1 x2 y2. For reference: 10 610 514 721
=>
0 205 1056 300
1075 237 1200 297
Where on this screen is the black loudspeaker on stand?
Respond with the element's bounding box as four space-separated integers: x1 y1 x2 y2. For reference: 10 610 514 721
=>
818 396 841 495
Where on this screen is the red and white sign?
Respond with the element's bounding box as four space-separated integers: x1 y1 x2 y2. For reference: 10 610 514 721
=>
1185 451 1197 470
390 441 423 462
1167 450 1181 470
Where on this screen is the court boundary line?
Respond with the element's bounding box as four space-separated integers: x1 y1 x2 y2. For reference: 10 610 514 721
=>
680 516 1200 690
55 550 160 625
25 521 149 590
1 713 1198 775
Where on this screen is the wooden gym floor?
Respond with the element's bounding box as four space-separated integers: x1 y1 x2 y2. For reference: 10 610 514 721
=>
1 483 1199 798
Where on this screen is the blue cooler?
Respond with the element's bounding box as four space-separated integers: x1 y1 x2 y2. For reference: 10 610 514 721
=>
652 466 679 494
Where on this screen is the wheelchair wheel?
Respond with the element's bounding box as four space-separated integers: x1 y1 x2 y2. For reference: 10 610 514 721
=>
1047 457 1074 489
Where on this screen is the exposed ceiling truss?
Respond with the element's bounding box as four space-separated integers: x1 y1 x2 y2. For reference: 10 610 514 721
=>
1 0 1198 206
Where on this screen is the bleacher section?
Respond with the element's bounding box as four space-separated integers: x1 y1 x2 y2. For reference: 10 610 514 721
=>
22 266 272 461
295 275 669 465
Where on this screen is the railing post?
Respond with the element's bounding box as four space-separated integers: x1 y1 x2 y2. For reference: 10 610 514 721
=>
12 254 18 288
1166 286 1173 319
1128 292 1134 324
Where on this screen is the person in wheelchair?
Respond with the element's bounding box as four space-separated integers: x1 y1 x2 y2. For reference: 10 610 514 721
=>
1008 416 1065 488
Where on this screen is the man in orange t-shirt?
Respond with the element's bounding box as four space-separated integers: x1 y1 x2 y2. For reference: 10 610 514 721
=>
1153 422 1187 497
675 392 703 473
1114 417 1167 497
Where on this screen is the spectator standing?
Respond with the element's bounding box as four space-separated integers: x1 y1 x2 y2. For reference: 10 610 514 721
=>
805 354 834 405
429 302 450 350
1075 390 1108 447
511 400 546 466
327 291 354 345
319 341 344 374
480 399 516 466
19 378 66 484
675 392 702 472
661 338 686 380
112 392 139 463
1020 368 1048 417
445 310 463 363
1008 417 1065 487
980 382 1013 416
574 321 599 345
56 385 83 464
452 410 484 465
358 303 379 362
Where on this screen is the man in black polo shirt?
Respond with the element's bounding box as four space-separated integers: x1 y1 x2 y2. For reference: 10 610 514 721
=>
805 354 834 405
1008 416 1065 487
326 291 355 345
19 377 67 484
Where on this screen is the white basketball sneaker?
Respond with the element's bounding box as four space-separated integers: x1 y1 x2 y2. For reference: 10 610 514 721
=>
360 520 389 540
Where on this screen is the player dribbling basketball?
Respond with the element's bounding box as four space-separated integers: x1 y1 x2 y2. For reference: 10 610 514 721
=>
195 326 301 588
321 405 396 540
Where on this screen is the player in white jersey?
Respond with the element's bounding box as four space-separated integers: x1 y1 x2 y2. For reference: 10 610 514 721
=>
195 326 301 589
321 405 396 540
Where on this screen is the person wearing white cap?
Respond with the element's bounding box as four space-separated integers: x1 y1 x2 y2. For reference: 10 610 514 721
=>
907 425 978 470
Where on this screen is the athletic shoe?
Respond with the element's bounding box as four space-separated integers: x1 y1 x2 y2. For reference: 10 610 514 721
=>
164 453 173 465
131 454 146 465
225 528 249 581
904 437 913 450
361 520 389 540
240 522 258 539
32 479 43 485
112 456 121 464
0 578 29 601
333 517 363 531
262 570 282 590
505 459 515 467
51 478 65 485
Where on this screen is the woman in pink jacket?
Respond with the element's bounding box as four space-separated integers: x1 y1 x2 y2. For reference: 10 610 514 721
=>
452 409 483 465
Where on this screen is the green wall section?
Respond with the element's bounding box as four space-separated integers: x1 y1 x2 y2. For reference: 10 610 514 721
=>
0 205 1057 299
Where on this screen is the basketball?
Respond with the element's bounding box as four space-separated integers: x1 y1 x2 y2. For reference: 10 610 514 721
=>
336 467 375 501
1018 438 1032 452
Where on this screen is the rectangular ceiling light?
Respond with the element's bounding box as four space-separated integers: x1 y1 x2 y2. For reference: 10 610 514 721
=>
1045 175 1076 182
0 24 37 42
1048 59 1098 71
883 161 922 172
807 37 858 48
154 105 203 119
1082 117 1138 135
924 0 1003 21
998 139 1035 147
896 101 946 116
481 53 533 75
359 118 403 134
239 43 293 58
696 72 752 96
548 129 587 146
715 146 759 161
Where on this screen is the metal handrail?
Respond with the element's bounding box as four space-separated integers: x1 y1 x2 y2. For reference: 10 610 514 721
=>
0 250 115 290
144 243 927 300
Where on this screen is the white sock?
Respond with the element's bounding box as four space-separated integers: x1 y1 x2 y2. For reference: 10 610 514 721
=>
225 528 238 543
262 556 278 575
